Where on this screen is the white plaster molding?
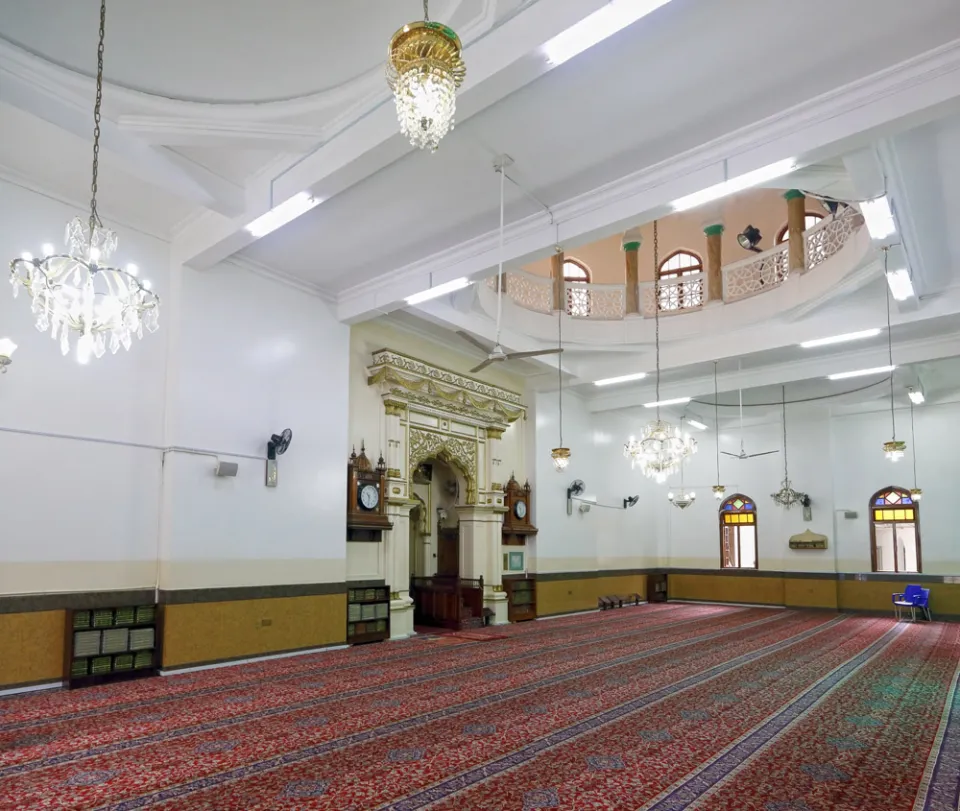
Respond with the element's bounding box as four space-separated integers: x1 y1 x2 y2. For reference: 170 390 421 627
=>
224 257 337 304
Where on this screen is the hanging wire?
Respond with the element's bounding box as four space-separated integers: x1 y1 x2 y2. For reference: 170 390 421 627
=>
557 307 563 448
653 220 661 420
691 375 891 408
910 400 918 489
781 385 789 480
423 0 430 21
884 248 896 439
494 161 505 344
713 361 721 485
89 0 107 233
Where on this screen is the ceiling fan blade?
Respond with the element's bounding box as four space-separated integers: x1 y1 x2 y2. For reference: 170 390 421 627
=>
745 450 780 458
720 451 742 458
470 358 497 374
505 348 564 360
457 330 494 354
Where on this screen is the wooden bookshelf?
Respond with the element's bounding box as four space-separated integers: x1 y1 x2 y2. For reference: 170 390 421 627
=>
64 604 162 688
347 585 390 644
504 576 536 622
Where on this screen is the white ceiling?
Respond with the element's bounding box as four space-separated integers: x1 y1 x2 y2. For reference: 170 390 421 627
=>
2 0 960 418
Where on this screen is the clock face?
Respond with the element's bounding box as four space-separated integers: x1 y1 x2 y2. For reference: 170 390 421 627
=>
514 500 527 520
359 483 380 510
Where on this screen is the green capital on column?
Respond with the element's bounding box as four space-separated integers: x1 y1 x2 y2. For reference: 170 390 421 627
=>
622 240 641 252
703 224 724 237
783 189 805 201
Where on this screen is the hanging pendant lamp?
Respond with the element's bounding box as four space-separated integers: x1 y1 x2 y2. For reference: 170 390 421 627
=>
386 0 466 152
668 419 697 509
771 386 807 508
551 304 571 471
9 0 159 363
881 250 905 461
909 401 922 501
712 361 726 499
623 221 697 481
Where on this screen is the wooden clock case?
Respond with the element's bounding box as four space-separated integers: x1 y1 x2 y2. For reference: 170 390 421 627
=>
347 443 393 542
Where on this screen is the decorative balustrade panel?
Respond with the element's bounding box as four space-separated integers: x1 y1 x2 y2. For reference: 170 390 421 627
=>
723 247 789 302
486 271 553 314
566 283 626 320
639 273 704 317
804 208 865 270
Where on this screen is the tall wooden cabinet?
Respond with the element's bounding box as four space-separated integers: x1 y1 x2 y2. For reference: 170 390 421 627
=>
503 576 536 622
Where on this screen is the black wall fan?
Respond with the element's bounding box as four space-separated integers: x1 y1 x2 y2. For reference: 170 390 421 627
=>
266 428 292 487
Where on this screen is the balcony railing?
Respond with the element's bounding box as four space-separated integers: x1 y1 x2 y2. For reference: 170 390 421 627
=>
485 207 865 319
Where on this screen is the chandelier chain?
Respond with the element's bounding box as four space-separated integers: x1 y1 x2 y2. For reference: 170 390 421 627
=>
557 307 563 447
89 0 106 236
653 220 660 416
884 249 896 439
910 400 918 487
781 385 789 478
423 0 429 21
714 361 720 484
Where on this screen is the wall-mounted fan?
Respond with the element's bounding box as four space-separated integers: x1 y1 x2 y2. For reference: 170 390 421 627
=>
623 495 640 509
265 428 292 488
566 479 585 515
457 157 562 374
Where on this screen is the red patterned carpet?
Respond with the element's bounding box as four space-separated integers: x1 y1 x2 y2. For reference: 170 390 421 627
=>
0 604 958 810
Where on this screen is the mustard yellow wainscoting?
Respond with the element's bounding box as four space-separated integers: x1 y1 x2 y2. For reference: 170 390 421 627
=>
784 578 839 610
668 574 786 606
161 593 346 670
0 610 65 688
536 573 648 617
837 579 960 616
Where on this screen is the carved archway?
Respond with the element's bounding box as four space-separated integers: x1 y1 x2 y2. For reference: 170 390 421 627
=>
408 429 478 505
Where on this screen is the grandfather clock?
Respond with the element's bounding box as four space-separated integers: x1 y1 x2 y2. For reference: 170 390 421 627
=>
347 443 393 542
501 475 538 546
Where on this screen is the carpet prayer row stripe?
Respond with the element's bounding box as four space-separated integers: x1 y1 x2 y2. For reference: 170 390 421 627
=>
641 623 905 810
381 616 850 810
91 612 794 809
0 608 758 777
919 659 960 811
0 603 723 733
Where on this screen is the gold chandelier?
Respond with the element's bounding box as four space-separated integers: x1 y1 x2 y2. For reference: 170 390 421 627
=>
386 1 466 152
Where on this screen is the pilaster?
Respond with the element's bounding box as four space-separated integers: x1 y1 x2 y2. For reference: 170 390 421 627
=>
784 189 806 273
703 223 724 303
384 500 415 638
622 237 641 315
550 248 565 312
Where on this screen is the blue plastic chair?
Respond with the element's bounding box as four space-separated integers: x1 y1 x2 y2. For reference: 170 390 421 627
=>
892 585 932 621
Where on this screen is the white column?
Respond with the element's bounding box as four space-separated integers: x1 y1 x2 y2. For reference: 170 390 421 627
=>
383 501 415 638
457 505 509 624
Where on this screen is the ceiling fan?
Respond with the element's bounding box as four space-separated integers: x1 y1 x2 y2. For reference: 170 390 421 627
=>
458 157 563 374
721 368 779 460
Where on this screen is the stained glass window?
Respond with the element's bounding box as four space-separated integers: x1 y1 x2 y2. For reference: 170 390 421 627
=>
719 494 758 569
869 487 921 574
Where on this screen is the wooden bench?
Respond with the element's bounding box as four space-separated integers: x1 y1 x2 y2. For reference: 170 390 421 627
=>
598 593 641 610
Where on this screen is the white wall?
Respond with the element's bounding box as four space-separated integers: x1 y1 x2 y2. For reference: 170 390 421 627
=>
0 179 351 595
532 393 960 576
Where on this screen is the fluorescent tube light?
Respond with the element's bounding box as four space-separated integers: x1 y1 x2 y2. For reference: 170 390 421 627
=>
827 365 895 381
543 0 673 66
886 268 914 301
672 158 797 213
799 329 881 349
245 192 320 238
644 396 691 408
593 372 647 387
404 277 471 306
860 196 896 241
687 419 708 430
908 388 925 405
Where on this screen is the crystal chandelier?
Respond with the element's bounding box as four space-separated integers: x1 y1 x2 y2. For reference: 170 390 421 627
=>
552 308 570 472
880 250 903 461
0 337 16 374
386 0 466 152
623 220 696 481
771 386 807 508
8 0 159 362
712 361 725 499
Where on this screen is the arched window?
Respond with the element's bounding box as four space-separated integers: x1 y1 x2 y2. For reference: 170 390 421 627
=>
719 494 758 569
657 250 703 311
776 214 824 244
563 258 591 317
870 487 922 573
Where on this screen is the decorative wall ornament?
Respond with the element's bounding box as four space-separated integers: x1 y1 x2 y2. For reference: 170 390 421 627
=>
789 529 828 550
408 428 478 504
